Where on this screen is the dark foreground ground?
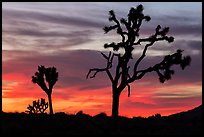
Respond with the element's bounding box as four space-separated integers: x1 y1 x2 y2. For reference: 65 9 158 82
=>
1 106 202 135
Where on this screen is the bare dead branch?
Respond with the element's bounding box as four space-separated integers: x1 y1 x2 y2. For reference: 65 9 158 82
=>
86 68 106 79
101 52 109 60
87 51 114 82
106 69 114 82
127 84 130 97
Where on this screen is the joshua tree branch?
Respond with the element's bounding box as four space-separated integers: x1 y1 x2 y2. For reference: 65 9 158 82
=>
86 68 107 78
131 26 174 81
127 84 130 97
128 50 191 83
86 51 114 83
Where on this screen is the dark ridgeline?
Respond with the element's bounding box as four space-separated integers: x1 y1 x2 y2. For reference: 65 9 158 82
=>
32 65 58 115
2 105 202 135
87 4 191 119
168 105 202 119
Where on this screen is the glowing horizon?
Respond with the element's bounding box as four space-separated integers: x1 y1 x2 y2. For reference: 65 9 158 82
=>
2 2 202 118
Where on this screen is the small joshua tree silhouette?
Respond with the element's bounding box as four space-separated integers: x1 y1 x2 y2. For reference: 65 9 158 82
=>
32 65 58 115
87 4 191 119
25 98 48 114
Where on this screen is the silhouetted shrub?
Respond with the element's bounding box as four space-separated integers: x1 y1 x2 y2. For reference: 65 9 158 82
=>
76 110 91 119
76 110 83 116
55 112 67 116
148 113 162 120
25 98 48 114
94 112 108 119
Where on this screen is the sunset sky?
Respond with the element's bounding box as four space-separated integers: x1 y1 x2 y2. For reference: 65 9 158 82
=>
2 2 202 117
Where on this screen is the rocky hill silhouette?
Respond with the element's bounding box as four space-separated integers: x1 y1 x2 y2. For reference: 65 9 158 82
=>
2 105 202 135
168 104 202 120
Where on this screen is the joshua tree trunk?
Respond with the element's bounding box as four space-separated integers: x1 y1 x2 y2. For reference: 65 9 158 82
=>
112 89 121 119
48 93 53 115
112 93 120 118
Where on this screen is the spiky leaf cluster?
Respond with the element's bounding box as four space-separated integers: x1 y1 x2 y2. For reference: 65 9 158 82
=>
32 65 58 94
156 50 191 83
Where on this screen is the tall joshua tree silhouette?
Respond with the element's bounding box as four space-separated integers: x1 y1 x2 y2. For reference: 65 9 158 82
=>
87 5 191 119
32 65 58 115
